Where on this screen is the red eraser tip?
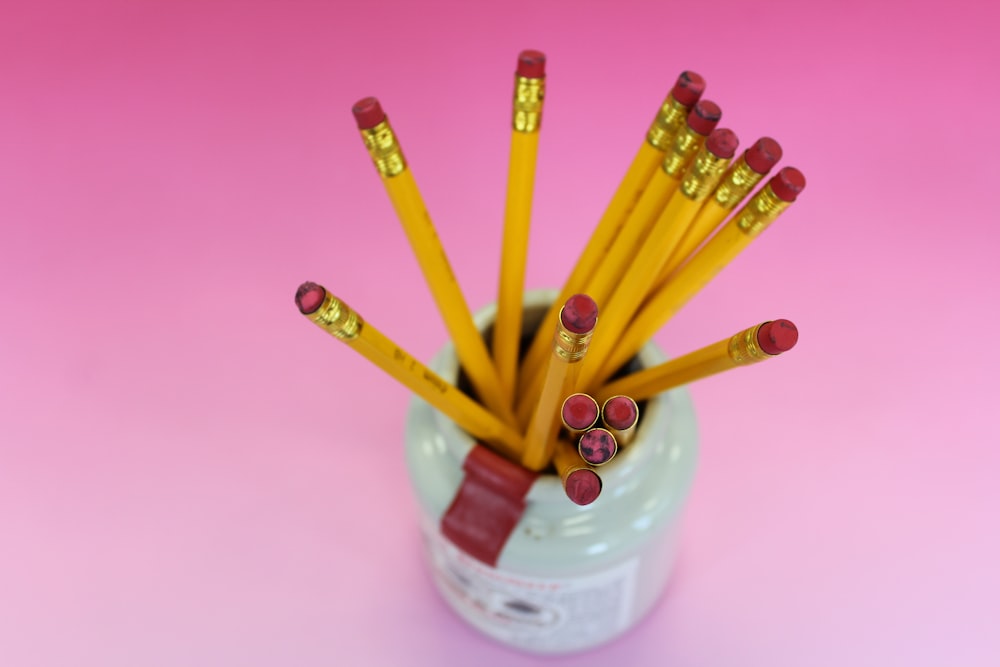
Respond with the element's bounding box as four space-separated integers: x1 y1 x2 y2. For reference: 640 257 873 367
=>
706 128 739 159
565 469 602 506
562 394 600 431
745 137 782 174
517 50 546 78
670 71 705 107
578 428 617 466
769 167 806 202
352 97 386 130
295 282 326 315
603 396 638 431
561 294 598 334
686 100 722 136
757 319 799 355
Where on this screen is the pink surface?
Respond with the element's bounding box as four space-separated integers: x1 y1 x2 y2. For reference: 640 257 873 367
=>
2 0 998 664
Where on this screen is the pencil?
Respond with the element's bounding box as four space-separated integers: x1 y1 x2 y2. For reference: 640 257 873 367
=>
578 427 618 466
514 102 721 414
295 281 524 461
514 72 705 404
646 127 740 290
521 294 598 472
654 137 783 286
561 392 600 439
352 97 517 426
596 319 798 403
574 127 737 391
583 100 724 305
659 99 723 188
495 50 546 406
551 437 603 506
600 395 639 446
587 167 806 388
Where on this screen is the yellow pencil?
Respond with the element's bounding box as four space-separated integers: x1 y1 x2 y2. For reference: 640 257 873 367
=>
585 167 806 389
577 427 618 466
653 137 783 288
521 294 598 472
583 102 724 302
551 437 603 506
514 100 723 424
574 127 738 392
600 395 639 446
561 392 600 440
495 50 546 406
579 96 725 304
595 319 799 403
514 72 706 406
295 281 524 461
352 97 516 426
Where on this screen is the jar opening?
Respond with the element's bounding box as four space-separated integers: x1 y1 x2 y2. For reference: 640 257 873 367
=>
446 290 656 480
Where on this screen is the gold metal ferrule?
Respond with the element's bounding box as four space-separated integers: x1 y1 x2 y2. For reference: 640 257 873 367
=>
359 119 407 178
308 291 363 340
512 74 545 133
712 155 765 210
553 308 595 362
727 323 773 365
646 95 689 150
679 147 732 201
662 126 706 179
733 184 792 238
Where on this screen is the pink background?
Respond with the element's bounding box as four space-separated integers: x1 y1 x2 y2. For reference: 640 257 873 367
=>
2 0 998 664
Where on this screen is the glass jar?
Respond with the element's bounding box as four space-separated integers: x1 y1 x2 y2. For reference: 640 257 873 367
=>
404 290 698 654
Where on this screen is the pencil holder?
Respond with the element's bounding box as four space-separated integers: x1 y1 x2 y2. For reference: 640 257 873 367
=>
404 289 698 655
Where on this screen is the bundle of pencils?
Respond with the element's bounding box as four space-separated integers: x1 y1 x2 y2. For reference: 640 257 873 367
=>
296 51 804 506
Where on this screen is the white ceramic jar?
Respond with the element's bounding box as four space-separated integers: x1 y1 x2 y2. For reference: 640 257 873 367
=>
404 290 698 655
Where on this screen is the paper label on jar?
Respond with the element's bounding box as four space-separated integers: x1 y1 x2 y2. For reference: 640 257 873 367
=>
425 531 639 652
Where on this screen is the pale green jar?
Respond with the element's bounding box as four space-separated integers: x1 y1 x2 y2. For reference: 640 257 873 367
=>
405 290 698 654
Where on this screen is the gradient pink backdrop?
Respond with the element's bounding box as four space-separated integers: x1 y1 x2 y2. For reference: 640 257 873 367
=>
2 0 998 664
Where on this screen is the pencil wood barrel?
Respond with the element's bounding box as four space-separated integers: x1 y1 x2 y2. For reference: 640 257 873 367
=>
404 289 698 654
